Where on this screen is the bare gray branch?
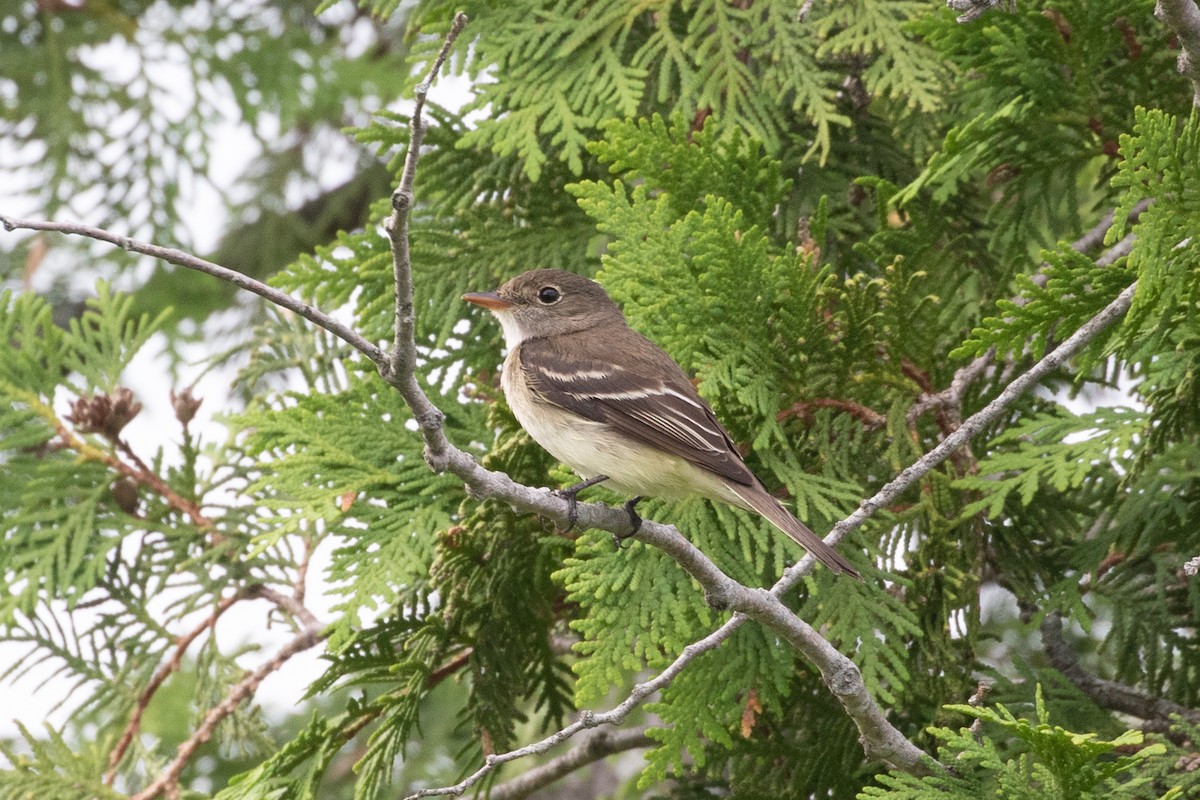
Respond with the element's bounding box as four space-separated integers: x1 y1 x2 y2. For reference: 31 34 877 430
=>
488 727 654 800
1157 0 1200 107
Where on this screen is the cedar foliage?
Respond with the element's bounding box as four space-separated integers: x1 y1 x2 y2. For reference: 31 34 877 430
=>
2 0 1200 798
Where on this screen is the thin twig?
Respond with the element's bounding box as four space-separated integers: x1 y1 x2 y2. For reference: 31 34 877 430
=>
130 623 327 800
1062 199 1146 269
1022 194 1137 315
910 200 1148 429
25 400 214 528
1066 205 1140 258
1040 611 1200 730
428 647 473 685
294 534 312 609
900 358 976 473
380 12 469 447
488 727 654 800
1096 231 1136 268
946 0 1013 24
247 584 323 630
1064 207 1120 263
105 592 242 783
906 349 994 428
0 215 386 365
403 631 719 800
789 281 1136 578
778 397 887 430
112 435 214 528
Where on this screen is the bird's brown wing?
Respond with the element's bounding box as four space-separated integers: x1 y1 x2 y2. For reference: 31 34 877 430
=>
518 333 756 486
519 332 862 578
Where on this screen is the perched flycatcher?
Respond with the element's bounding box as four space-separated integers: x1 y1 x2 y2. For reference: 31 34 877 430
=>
463 269 860 579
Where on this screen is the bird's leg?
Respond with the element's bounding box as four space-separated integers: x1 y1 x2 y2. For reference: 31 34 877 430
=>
613 496 644 549
552 474 610 532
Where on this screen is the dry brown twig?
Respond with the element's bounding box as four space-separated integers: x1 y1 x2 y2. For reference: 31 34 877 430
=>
104 593 242 783
129 623 326 800
778 397 887 430
104 585 326 796
38 403 216 528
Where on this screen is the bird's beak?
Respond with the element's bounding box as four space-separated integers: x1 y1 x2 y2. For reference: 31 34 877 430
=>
462 291 515 311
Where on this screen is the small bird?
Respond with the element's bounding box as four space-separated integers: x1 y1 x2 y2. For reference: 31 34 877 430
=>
463 269 860 578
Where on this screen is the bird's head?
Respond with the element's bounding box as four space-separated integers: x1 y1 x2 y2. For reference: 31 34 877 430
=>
463 269 625 346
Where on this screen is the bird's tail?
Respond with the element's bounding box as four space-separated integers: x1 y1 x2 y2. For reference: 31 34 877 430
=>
728 485 861 579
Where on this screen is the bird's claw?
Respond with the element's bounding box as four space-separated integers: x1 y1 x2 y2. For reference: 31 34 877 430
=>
612 496 643 550
552 475 609 532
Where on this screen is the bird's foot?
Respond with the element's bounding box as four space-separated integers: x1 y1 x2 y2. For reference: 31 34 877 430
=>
552 475 610 532
612 496 644 549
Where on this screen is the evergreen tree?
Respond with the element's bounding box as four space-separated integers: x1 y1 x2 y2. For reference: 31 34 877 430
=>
2 1 1199 798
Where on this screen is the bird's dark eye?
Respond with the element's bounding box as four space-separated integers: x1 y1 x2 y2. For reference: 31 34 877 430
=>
537 286 561 304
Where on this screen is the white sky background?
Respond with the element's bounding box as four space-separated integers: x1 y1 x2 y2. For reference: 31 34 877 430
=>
0 3 477 742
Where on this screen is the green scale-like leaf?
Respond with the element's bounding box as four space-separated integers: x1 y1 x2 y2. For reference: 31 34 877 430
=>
0 723 125 800
865 687 1167 799
233 377 474 646
953 408 1144 520
1111 108 1200 351
556 508 717 705
808 571 921 705
0 285 173 620
954 246 1135 363
640 623 793 786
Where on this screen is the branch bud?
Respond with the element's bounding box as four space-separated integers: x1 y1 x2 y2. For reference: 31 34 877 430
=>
170 387 203 425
